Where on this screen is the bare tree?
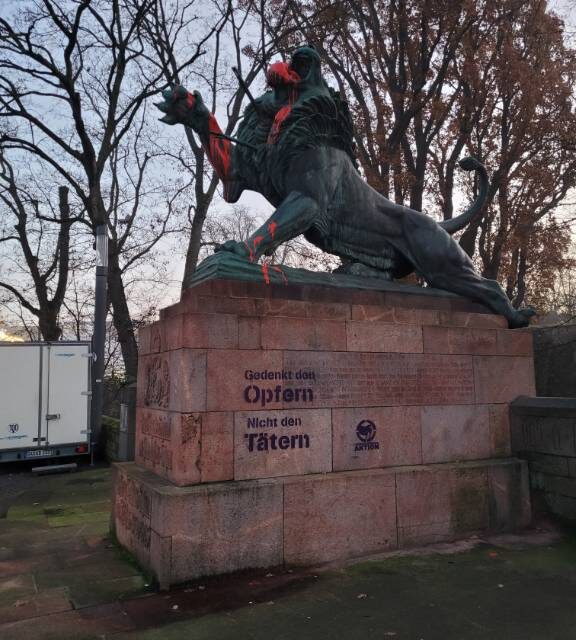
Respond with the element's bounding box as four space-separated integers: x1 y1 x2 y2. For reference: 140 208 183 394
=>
138 0 288 286
0 0 213 377
0 152 80 340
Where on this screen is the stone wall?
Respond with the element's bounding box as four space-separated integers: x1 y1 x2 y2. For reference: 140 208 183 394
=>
532 324 576 397
510 396 576 522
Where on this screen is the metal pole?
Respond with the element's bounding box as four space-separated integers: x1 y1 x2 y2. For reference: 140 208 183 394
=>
90 223 108 462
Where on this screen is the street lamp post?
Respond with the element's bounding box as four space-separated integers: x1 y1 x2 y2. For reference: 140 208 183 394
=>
90 223 108 461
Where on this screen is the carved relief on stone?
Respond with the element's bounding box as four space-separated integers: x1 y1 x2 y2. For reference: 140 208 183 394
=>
144 356 170 408
151 326 162 353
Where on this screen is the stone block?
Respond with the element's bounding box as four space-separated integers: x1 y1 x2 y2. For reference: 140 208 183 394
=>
260 317 346 350
496 329 533 356
350 305 439 325
165 481 284 583
421 405 492 464
257 298 351 320
112 466 153 569
438 311 507 329
234 409 331 480
473 356 535 404
423 326 497 355
540 492 576 522
282 351 475 408
346 322 423 353
524 452 570 477
135 409 233 486
531 472 576 498
332 406 422 471
488 404 511 456
181 313 238 349
395 466 453 546
488 461 531 530
283 470 397 565
195 294 259 317
511 415 576 456
396 463 496 546
200 412 235 483
206 349 283 411
137 349 206 413
238 316 261 349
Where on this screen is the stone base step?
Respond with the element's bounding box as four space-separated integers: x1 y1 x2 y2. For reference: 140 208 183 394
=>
112 458 531 589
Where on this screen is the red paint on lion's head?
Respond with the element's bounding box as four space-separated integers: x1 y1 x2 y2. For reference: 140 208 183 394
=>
266 61 300 88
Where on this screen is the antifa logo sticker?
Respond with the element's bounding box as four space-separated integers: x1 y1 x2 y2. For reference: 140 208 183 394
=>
356 419 376 442
354 419 379 451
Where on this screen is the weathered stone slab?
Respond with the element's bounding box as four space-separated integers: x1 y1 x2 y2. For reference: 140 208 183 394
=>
137 349 206 413
283 470 397 565
473 356 535 404
168 481 284 583
396 464 491 546
488 404 511 457
234 409 332 480
135 408 233 486
332 406 422 471
260 317 346 350
421 405 492 464
346 322 423 353
511 415 576 456
113 458 531 588
282 351 475 408
496 329 533 356
487 461 531 530
423 327 497 355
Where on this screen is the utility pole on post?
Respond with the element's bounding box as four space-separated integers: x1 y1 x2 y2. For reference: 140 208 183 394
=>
91 223 108 462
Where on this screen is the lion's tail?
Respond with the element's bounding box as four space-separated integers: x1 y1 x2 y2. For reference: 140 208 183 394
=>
438 157 488 235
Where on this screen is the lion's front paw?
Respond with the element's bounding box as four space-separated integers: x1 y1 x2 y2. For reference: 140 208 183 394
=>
155 87 209 130
214 240 250 259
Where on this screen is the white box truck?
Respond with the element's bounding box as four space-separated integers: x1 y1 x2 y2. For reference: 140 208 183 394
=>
0 342 91 462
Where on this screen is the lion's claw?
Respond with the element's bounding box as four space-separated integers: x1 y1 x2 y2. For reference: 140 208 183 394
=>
214 240 250 258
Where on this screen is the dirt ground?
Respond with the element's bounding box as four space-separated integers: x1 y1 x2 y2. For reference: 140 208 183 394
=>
0 463 575 640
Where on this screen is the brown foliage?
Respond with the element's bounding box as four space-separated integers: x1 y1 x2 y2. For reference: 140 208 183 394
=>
257 0 576 309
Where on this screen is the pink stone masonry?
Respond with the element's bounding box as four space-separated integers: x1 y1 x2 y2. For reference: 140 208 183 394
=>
116 280 535 587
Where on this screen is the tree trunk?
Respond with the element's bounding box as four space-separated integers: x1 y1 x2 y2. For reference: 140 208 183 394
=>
107 244 138 381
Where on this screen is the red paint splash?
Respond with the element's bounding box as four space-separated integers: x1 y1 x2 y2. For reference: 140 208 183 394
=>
261 262 271 284
266 62 300 145
266 62 300 88
205 113 232 183
268 221 278 240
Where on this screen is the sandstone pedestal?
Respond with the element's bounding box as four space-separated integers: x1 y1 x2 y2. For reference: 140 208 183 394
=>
113 278 534 588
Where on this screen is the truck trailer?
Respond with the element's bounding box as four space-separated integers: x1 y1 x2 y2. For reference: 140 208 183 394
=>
0 342 91 462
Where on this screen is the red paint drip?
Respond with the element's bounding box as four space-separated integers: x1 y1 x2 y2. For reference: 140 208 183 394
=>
266 62 300 145
244 241 255 263
268 221 277 240
261 262 271 285
272 265 288 285
252 236 264 252
184 91 195 109
205 113 232 182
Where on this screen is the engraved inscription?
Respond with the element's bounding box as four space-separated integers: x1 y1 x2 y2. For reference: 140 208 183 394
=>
140 409 172 440
283 352 475 407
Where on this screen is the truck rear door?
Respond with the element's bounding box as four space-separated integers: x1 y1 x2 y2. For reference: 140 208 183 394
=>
43 343 90 447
